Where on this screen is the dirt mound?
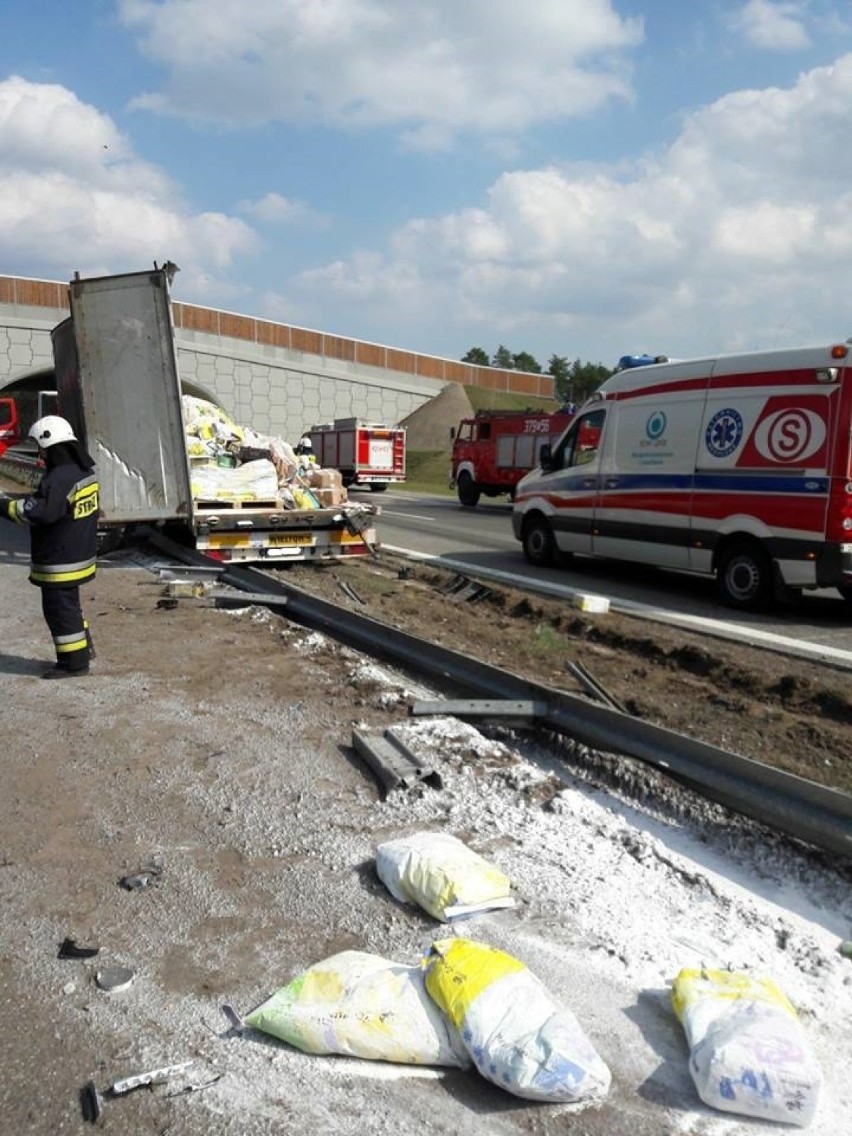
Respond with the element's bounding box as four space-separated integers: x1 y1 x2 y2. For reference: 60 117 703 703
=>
401 382 473 451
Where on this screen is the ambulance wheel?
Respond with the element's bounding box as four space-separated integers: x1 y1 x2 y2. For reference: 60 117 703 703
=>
457 472 480 508
522 516 557 566
716 542 773 611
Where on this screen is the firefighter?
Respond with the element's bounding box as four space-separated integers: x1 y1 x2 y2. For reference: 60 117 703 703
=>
0 415 99 678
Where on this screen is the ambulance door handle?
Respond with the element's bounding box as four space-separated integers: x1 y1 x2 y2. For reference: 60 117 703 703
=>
580 477 596 489
604 478 619 488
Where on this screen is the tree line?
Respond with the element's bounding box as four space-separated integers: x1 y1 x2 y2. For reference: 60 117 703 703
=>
461 346 612 406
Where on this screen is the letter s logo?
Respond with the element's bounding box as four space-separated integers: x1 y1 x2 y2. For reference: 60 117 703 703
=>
752 409 826 464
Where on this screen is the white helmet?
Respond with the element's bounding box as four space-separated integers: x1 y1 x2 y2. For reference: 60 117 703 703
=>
29 415 77 448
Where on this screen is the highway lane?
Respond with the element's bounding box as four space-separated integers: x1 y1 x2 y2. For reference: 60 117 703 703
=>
354 488 852 665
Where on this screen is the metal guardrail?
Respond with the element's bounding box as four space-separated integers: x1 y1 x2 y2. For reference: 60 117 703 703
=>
147 531 852 862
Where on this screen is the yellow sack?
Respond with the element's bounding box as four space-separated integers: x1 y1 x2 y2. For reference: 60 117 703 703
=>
376 832 514 922
671 968 821 1126
245 950 469 1068
424 937 611 1103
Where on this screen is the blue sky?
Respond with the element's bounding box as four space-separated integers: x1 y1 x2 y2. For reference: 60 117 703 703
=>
2 1 852 369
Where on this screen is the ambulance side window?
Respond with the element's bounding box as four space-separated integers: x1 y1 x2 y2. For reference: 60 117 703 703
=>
553 408 605 469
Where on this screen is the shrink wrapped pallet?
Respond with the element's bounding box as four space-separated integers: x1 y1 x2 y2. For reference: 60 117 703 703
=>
671 968 821 1126
245 950 469 1068
424 937 611 1103
376 832 514 922
190 458 279 502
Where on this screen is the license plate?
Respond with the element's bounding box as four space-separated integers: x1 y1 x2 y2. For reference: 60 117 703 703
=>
269 533 314 547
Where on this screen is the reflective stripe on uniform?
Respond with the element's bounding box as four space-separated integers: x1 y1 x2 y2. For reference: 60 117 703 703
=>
68 475 99 520
30 558 97 585
6 499 28 524
54 631 89 655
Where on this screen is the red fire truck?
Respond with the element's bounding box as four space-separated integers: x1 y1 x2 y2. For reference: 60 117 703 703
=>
0 395 22 457
450 408 575 507
310 418 406 491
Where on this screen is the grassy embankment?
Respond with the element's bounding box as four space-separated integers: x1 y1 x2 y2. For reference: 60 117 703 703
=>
399 386 558 495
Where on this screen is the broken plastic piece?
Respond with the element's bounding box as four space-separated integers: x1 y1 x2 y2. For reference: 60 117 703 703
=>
110 1060 194 1096
80 1080 102 1123
119 864 162 891
221 1002 246 1033
58 937 99 960
96 965 135 992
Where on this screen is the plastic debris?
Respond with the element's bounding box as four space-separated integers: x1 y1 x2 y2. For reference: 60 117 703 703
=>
110 1060 194 1096
58 937 99 960
671 968 822 1126
376 831 514 921
95 965 135 992
79 1080 102 1123
424 937 611 1103
119 864 162 891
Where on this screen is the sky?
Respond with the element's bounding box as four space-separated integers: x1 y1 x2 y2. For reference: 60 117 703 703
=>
2 1 852 370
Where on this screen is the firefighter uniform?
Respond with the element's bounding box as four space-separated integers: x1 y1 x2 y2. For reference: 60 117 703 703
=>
2 433 99 677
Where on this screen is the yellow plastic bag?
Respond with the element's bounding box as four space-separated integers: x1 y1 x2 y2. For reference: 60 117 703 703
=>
671 968 821 1126
424 937 611 1102
376 832 514 922
245 950 469 1067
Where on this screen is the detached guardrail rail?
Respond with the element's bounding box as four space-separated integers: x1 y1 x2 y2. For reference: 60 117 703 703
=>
148 531 852 862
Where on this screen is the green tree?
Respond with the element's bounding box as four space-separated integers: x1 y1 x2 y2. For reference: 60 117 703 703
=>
491 344 514 369
461 347 490 366
568 359 612 404
511 351 541 374
548 354 571 401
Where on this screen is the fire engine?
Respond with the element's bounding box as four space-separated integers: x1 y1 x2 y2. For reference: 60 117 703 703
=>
310 418 406 491
450 408 575 507
0 396 19 457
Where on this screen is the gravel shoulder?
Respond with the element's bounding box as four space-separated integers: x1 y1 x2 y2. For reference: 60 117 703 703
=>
0 532 850 1136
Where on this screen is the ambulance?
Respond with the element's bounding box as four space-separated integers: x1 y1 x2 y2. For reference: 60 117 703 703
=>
511 345 852 610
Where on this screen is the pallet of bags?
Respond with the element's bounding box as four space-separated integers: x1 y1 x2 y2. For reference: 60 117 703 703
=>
190 458 279 502
671 967 822 1126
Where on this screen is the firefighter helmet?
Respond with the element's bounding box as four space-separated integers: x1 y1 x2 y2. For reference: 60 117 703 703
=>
29 415 77 448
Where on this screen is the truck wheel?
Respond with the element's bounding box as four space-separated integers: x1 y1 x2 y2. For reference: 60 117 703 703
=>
370 483 388 493
716 542 773 611
522 516 556 567
457 471 480 508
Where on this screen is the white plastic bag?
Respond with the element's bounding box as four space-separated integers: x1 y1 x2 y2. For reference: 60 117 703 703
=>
424 937 611 1103
376 832 514 922
245 950 469 1067
671 968 821 1126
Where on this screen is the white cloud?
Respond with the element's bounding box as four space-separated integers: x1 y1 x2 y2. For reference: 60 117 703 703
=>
0 76 258 293
289 53 852 360
237 191 324 228
118 0 643 146
731 0 810 51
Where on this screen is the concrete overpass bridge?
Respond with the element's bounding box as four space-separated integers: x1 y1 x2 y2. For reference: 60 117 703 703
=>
0 272 554 444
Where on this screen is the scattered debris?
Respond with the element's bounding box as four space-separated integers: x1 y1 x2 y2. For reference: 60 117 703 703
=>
221 1002 247 1034
79 1080 102 1123
565 660 630 714
409 697 548 724
95 965 135 992
338 578 366 604
109 1060 194 1097
437 574 492 603
351 727 443 797
58 937 99 960
119 864 162 891
571 592 610 614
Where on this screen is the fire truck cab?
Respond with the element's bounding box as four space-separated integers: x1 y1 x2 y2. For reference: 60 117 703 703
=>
450 408 575 507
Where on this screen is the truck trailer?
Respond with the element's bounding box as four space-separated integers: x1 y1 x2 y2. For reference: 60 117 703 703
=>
51 266 378 563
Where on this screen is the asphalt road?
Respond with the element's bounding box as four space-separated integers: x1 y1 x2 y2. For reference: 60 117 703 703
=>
354 489 852 664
